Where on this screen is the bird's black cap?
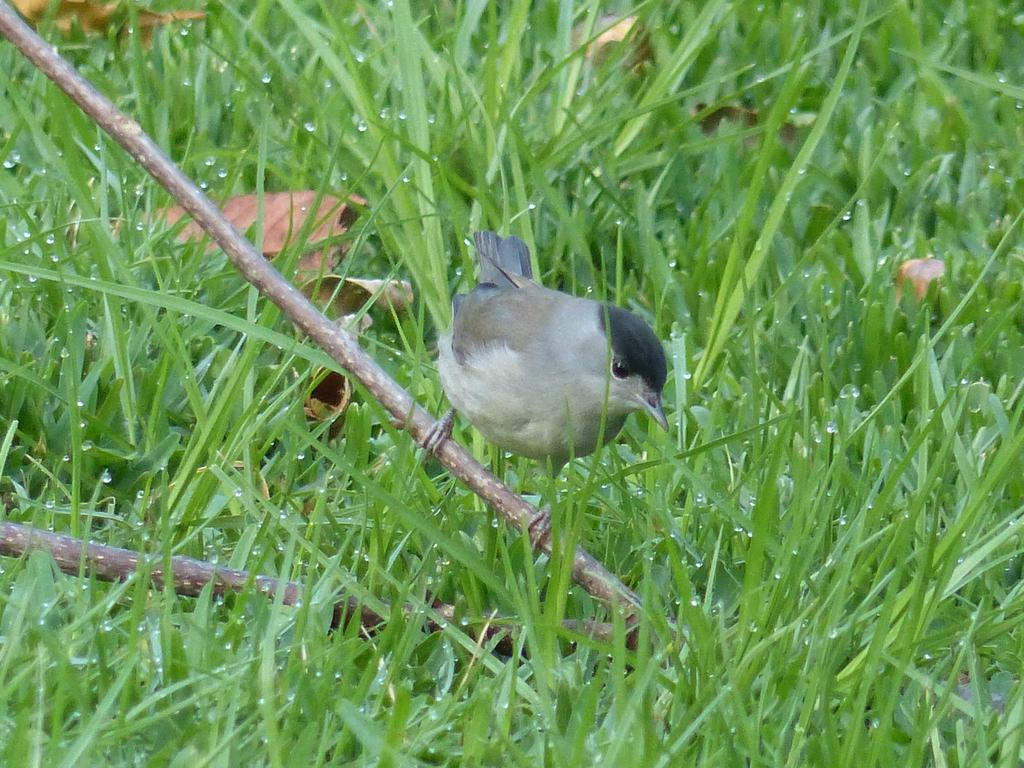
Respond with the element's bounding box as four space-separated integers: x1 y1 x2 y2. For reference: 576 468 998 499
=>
598 304 667 392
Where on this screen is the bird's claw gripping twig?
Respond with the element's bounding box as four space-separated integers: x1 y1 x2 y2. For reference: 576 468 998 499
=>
527 505 552 549
424 408 455 455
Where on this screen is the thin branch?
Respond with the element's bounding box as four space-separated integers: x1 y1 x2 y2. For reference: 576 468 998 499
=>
0 3 642 614
0 521 627 654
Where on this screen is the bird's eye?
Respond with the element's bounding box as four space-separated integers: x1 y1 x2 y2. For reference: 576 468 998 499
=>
611 359 629 379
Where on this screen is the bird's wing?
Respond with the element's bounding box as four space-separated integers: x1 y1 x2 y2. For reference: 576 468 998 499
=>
450 284 560 363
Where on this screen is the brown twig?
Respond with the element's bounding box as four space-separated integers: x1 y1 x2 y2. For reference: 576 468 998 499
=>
0 521 625 654
0 4 640 614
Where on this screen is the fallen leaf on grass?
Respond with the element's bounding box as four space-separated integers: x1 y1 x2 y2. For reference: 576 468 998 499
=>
301 277 414 427
159 191 365 282
305 276 415 317
896 257 945 300
15 0 204 38
695 103 758 133
304 368 352 431
694 103 801 144
157 191 399 434
574 15 650 68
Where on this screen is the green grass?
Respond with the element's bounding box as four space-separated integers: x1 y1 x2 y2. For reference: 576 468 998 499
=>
2 0 1024 764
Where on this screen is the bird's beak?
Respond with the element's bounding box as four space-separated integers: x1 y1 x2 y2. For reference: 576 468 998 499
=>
641 392 669 431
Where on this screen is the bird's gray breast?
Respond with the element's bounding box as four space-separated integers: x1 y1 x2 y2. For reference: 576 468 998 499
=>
438 288 624 464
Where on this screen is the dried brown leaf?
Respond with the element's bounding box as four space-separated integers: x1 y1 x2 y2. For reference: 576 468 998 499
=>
574 15 650 68
694 102 800 144
304 367 352 429
305 275 414 319
15 0 203 36
695 103 759 133
159 191 364 281
896 257 945 300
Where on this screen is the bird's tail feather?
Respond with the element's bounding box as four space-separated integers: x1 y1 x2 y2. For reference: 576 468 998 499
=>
474 230 533 287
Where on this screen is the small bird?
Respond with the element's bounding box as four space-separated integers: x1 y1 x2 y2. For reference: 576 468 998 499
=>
433 231 668 469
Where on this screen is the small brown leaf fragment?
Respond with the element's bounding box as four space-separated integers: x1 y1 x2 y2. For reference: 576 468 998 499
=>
12 0 52 18
896 257 945 300
694 102 801 144
575 15 650 68
695 103 759 134
159 191 364 280
338 278 415 315
305 275 414 319
15 0 203 36
304 368 352 429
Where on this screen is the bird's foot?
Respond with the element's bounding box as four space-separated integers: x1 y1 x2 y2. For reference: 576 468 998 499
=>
527 506 552 549
424 409 455 455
